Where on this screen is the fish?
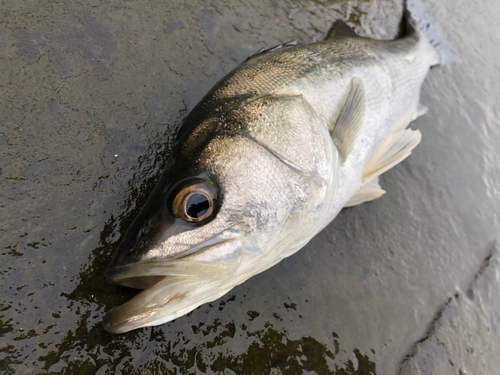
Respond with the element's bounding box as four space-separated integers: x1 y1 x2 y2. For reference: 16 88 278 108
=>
103 0 459 333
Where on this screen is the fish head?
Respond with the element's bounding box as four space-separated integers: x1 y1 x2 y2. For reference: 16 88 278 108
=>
104 146 244 333
104 96 331 333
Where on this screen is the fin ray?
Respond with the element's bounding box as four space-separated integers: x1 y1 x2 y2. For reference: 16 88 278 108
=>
345 177 385 207
331 77 366 161
362 128 421 184
246 41 298 61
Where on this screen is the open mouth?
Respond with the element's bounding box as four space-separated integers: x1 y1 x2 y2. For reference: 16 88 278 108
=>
109 275 166 290
103 238 242 333
103 259 197 333
103 268 234 334
105 261 171 289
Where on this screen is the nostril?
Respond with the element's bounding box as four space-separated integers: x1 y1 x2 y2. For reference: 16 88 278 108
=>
137 225 152 240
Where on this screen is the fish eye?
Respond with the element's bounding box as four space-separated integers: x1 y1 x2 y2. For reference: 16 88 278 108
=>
171 181 218 223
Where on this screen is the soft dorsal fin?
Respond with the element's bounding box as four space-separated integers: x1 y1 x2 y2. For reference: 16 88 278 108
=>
331 77 366 161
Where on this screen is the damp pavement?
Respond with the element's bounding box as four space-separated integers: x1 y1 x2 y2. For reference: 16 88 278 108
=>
1 0 499 373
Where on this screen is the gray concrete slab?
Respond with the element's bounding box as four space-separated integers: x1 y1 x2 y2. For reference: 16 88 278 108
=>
399 242 500 374
1 0 499 373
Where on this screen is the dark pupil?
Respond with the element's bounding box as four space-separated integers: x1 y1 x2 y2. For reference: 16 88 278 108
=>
186 193 210 219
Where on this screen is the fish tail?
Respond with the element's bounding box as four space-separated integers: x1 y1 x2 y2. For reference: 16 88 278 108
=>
404 0 461 66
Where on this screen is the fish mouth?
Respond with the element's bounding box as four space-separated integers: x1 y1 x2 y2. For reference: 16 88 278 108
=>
103 238 242 333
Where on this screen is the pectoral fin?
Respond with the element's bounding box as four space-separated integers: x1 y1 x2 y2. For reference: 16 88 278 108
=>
347 108 422 207
331 77 366 161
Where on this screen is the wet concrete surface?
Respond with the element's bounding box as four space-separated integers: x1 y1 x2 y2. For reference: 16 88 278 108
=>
1 0 499 373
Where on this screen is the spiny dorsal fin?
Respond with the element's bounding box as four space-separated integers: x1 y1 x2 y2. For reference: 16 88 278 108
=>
246 40 298 61
362 128 421 184
344 177 386 207
326 20 358 39
331 77 366 161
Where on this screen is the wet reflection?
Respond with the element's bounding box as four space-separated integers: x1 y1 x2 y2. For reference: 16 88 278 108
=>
27 292 376 374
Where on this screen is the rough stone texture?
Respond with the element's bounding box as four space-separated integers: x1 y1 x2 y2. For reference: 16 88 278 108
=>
0 0 499 374
399 242 500 375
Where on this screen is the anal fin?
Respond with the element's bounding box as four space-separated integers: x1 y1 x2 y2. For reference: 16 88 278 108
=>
345 177 386 207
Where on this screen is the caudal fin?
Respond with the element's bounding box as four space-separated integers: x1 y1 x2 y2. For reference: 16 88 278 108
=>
405 0 461 66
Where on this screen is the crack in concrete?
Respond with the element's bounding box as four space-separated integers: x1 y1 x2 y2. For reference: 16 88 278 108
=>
397 239 500 374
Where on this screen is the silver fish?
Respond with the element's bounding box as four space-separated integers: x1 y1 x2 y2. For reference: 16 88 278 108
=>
103 0 458 333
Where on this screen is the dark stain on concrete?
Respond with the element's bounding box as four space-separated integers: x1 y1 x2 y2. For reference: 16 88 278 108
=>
165 20 184 34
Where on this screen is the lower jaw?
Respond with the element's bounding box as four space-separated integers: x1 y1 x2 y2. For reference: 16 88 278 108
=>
103 276 238 333
103 285 235 334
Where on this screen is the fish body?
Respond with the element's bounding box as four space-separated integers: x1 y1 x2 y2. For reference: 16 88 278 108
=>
103 2 458 333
